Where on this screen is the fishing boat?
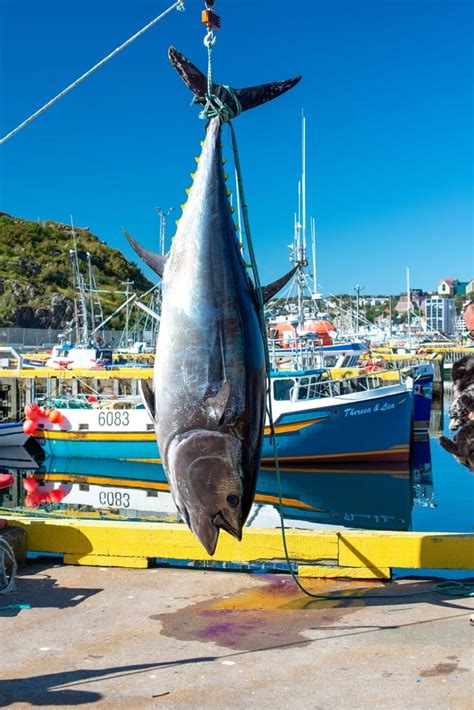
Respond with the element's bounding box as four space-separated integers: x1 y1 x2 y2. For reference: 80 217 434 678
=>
32 367 415 463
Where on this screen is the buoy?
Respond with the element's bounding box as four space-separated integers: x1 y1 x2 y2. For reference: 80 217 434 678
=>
24 492 41 508
87 395 97 403
23 477 39 493
24 402 40 420
23 419 37 435
49 489 66 503
48 409 63 424
0 473 14 489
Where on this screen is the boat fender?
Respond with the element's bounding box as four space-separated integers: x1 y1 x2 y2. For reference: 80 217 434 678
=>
23 419 37 435
48 409 63 424
24 402 40 420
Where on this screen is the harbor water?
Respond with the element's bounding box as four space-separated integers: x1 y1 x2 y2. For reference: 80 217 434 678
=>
1 397 472 542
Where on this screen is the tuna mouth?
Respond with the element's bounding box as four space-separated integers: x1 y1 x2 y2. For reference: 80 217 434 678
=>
212 511 242 542
188 512 242 556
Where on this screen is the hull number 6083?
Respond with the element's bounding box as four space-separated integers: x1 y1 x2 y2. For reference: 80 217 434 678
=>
98 411 130 427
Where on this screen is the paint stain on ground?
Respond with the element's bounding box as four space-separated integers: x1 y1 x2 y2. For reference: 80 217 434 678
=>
151 576 373 652
419 660 469 678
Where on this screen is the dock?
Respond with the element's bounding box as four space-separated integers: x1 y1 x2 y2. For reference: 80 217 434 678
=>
1 560 472 708
3 516 473 578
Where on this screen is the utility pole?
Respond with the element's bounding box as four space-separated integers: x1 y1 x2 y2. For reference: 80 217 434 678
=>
155 206 174 255
389 296 393 339
354 284 364 337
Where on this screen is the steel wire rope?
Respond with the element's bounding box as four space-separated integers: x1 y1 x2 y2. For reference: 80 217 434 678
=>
0 1 185 144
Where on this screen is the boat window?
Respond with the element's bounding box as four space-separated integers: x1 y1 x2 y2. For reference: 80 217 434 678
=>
323 355 338 367
297 377 310 400
273 378 294 400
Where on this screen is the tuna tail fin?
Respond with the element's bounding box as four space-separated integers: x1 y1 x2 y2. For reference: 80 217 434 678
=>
169 47 301 115
123 229 168 279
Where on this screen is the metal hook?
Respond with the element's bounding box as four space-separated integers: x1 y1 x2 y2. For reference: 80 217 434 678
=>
204 29 216 48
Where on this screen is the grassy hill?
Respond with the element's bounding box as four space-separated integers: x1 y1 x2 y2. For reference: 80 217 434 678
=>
0 212 153 329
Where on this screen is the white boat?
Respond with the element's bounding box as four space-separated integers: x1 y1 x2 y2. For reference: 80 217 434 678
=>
0 423 29 448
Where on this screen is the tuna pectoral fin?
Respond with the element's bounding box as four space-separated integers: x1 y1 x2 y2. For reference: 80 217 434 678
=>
169 47 301 115
260 266 298 304
139 380 156 422
439 435 458 455
123 229 168 278
204 380 231 426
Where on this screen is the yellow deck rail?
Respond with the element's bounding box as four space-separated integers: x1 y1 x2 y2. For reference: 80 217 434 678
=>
6 517 473 579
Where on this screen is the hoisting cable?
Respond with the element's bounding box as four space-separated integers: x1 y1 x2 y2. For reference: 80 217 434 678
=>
0 0 185 145
199 6 473 601
198 3 241 122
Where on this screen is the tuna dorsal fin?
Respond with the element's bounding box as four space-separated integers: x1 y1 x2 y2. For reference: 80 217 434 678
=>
169 47 301 116
204 380 231 426
439 435 458 456
123 229 168 279
139 380 156 422
260 266 298 304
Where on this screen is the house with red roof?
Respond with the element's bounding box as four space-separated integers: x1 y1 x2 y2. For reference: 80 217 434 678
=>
437 278 472 296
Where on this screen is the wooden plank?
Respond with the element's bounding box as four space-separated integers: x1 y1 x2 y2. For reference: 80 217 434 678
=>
339 532 474 570
63 553 149 568
10 518 338 563
7 518 473 571
298 564 391 580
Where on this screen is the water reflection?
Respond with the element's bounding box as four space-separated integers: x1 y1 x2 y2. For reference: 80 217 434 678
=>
2 403 472 533
0 433 434 533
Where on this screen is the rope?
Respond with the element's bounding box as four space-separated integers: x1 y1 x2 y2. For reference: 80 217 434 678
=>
199 30 241 121
0 538 17 595
0 0 185 145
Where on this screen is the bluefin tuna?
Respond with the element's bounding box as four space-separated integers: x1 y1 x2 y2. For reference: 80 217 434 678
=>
125 47 300 554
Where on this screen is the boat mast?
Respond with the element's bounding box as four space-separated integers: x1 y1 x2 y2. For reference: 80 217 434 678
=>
69 215 90 345
311 216 317 300
295 113 309 331
301 111 307 260
155 206 174 256
406 266 411 347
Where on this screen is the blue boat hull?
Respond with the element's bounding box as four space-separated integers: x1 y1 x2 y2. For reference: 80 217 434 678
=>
35 388 413 463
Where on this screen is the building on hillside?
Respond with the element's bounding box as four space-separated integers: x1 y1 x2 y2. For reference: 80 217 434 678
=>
424 295 456 335
438 278 457 296
395 289 425 313
438 278 473 296
455 311 469 338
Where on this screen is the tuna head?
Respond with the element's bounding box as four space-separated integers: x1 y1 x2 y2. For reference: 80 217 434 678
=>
168 430 244 555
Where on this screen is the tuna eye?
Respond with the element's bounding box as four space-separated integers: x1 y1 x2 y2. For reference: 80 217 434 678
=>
227 494 239 508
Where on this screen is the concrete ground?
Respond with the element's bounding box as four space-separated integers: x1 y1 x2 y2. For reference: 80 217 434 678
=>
0 562 472 709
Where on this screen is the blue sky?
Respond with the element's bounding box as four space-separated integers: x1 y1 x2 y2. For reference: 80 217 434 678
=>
1 0 472 295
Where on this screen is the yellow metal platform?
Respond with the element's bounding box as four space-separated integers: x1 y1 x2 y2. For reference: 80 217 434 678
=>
5 516 473 579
